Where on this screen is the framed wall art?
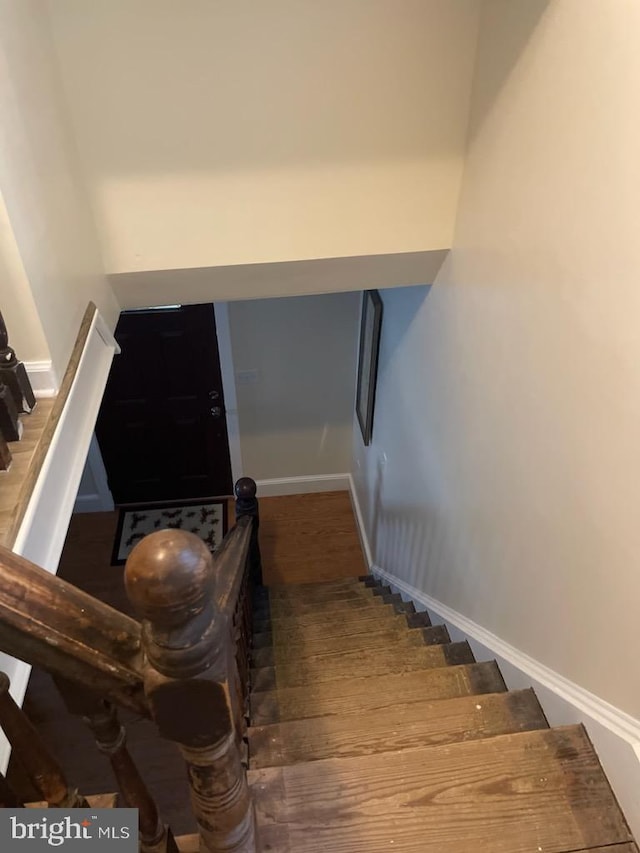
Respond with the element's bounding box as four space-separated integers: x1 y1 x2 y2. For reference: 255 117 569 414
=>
356 289 383 446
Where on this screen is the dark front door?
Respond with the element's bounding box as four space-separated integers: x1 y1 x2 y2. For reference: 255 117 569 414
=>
96 304 233 505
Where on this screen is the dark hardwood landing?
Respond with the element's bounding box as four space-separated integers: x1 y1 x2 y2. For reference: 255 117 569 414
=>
232 490 367 585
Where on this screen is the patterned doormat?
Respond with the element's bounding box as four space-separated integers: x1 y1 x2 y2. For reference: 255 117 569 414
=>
112 499 228 565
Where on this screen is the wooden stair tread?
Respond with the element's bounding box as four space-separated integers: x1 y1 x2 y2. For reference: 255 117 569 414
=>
249 725 633 853
262 602 405 632
250 660 506 724
265 593 387 618
249 688 548 768
262 609 420 643
265 576 362 591
264 579 372 601
252 624 449 665
251 641 474 690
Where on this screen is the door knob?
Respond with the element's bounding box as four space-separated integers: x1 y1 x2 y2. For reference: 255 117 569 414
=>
210 406 222 418
208 390 220 400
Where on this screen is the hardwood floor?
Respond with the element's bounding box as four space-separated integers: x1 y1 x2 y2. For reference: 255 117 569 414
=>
0 398 55 547
8 490 366 834
232 490 367 585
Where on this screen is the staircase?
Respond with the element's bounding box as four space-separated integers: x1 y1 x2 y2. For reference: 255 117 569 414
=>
0 478 636 853
245 576 636 853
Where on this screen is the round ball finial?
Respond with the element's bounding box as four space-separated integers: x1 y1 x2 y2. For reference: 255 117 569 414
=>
234 477 257 501
124 529 214 628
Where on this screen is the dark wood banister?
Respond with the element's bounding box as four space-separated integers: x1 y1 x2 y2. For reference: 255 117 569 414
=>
0 477 261 852
0 671 88 808
215 514 252 612
0 544 147 715
125 478 261 853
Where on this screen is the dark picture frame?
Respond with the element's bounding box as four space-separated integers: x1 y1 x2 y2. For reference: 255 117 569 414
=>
356 289 383 446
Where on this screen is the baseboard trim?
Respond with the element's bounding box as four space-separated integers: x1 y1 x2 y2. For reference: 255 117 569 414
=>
256 474 350 497
370 562 640 839
347 473 374 568
25 360 57 398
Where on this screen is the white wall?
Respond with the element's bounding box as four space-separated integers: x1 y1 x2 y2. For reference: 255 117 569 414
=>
352 0 640 830
0 191 49 364
230 292 359 481
0 0 119 381
47 0 480 276
109 250 449 309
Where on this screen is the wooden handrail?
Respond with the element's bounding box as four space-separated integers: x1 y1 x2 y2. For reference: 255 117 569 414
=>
214 515 252 616
0 545 148 715
125 478 261 853
0 465 261 849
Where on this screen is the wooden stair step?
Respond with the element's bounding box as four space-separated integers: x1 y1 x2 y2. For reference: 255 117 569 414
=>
260 587 379 608
265 578 369 599
260 610 430 645
260 602 400 632
249 688 548 768
251 641 475 690
249 725 633 853
175 834 640 853
251 624 450 666
264 593 388 618
261 595 418 629
250 660 506 724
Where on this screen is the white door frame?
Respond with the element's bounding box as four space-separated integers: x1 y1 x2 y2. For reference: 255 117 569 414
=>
213 302 244 485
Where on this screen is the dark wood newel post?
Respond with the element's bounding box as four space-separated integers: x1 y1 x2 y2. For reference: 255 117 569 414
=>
234 478 262 586
125 530 258 853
